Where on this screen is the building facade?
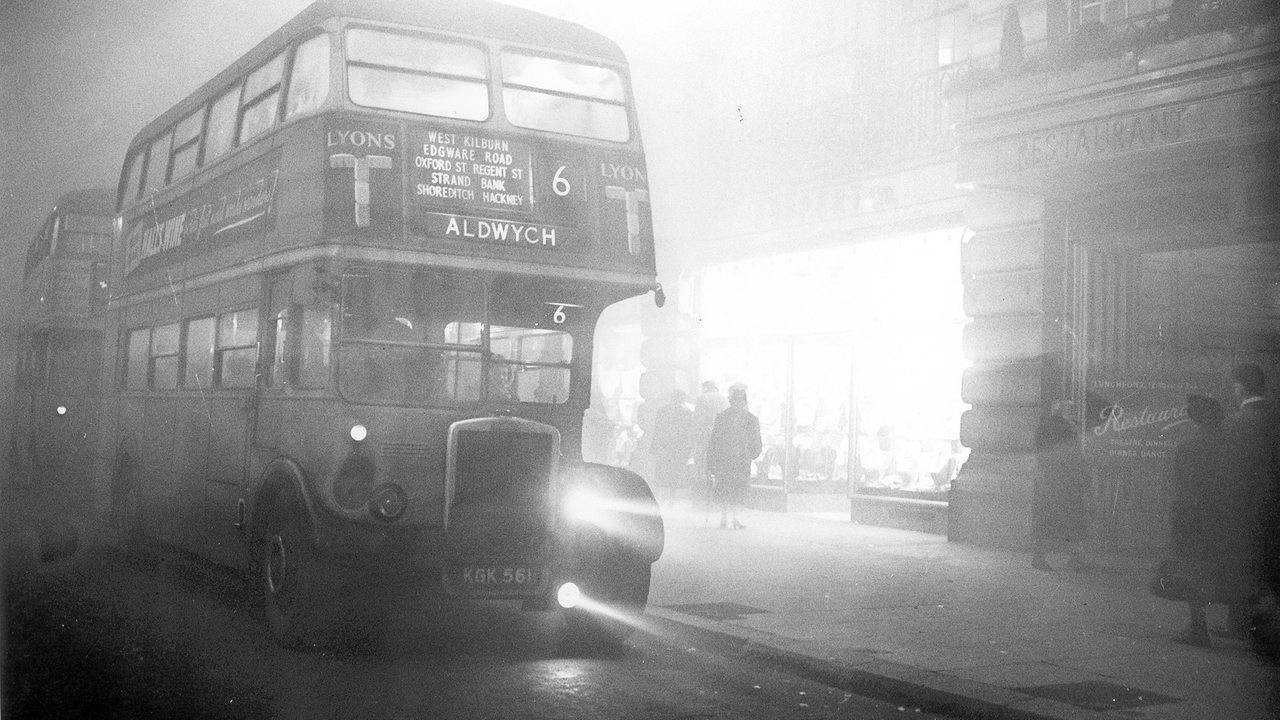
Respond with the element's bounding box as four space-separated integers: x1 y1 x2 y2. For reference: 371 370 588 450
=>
953 0 1280 553
640 0 1278 556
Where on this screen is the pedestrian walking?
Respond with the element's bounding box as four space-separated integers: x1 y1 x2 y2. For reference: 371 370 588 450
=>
692 380 729 521
1158 394 1227 647
707 383 762 530
650 390 694 509
1031 400 1088 571
1219 362 1280 652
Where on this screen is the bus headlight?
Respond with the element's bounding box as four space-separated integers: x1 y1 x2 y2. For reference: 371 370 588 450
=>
557 582 582 609
371 483 407 522
563 485 604 525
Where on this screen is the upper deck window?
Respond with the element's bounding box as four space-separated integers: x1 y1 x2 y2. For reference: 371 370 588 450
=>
59 214 112 256
169 108 204 182
240 52 286 144
122 152 145 204
205 85 240 164
345 28 489 121
501 52 629 142
141 133 171 194
286 33 331 119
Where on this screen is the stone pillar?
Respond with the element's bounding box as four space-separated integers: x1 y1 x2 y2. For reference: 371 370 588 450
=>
951 188 1056 549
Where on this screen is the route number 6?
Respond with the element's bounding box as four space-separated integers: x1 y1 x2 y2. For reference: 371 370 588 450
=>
552 166 571 197
545 302 581 325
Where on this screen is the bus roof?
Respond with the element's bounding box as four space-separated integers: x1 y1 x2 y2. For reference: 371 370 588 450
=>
124 0 628 156
50 188 116 217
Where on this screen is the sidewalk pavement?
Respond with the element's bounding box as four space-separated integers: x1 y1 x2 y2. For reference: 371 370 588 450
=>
645 505 1279 720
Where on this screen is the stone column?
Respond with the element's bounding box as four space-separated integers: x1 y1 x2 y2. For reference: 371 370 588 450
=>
951 188 1059 549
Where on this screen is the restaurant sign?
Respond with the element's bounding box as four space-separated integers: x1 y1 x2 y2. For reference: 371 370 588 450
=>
1084 372 1226 464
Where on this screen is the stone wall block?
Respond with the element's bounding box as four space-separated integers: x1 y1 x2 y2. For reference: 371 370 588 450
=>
962 314 1045 363
962 190 1045 232
959 405 1041 452
961 226 1045 275
963 269 1044 317
962 360 1044 405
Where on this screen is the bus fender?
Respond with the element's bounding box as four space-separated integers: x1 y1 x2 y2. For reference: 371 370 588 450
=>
244 457 321 555
573 462 664 563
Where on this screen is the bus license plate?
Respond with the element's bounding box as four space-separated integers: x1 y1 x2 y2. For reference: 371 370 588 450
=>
454 566 541 592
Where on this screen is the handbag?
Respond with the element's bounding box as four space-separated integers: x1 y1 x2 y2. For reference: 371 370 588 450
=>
1149 557 1212 601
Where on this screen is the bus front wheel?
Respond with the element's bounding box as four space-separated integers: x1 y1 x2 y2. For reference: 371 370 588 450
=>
260 499 327 649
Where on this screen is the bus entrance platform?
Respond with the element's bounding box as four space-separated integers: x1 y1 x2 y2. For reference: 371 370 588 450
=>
645 506 1277 719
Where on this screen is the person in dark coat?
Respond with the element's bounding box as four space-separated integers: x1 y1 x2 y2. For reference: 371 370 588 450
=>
691 380 729 520
707 383 762 530
1031 400 1088 571
649 390 694 508
1165 394 1227 646
1219 363 1280 649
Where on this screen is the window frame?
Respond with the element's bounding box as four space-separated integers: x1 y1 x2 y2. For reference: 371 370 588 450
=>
285 31 333 121
204 83 242 165
149 322 181 390
215 307 260 389
499 49 631 142
168 106 206 184
123 327 150 391
238 51 287 145
141 132 172 195
183 315 217 390
119 34 332 210
344 26 492 122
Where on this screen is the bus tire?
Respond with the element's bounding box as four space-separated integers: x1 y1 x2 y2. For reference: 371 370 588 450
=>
260 497 328 650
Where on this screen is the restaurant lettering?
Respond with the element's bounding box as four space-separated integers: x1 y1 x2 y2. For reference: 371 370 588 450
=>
970 85 1280 180
1017 107 1186 171
1084 373 1222 463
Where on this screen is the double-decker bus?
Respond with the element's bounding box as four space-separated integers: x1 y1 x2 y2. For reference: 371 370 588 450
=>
98 0 663 649
12 189 114 513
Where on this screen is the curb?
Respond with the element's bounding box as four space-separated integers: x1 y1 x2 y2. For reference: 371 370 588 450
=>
645 606 1099 720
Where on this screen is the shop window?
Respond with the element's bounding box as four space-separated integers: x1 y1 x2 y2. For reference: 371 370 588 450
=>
1071 0 1172 31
